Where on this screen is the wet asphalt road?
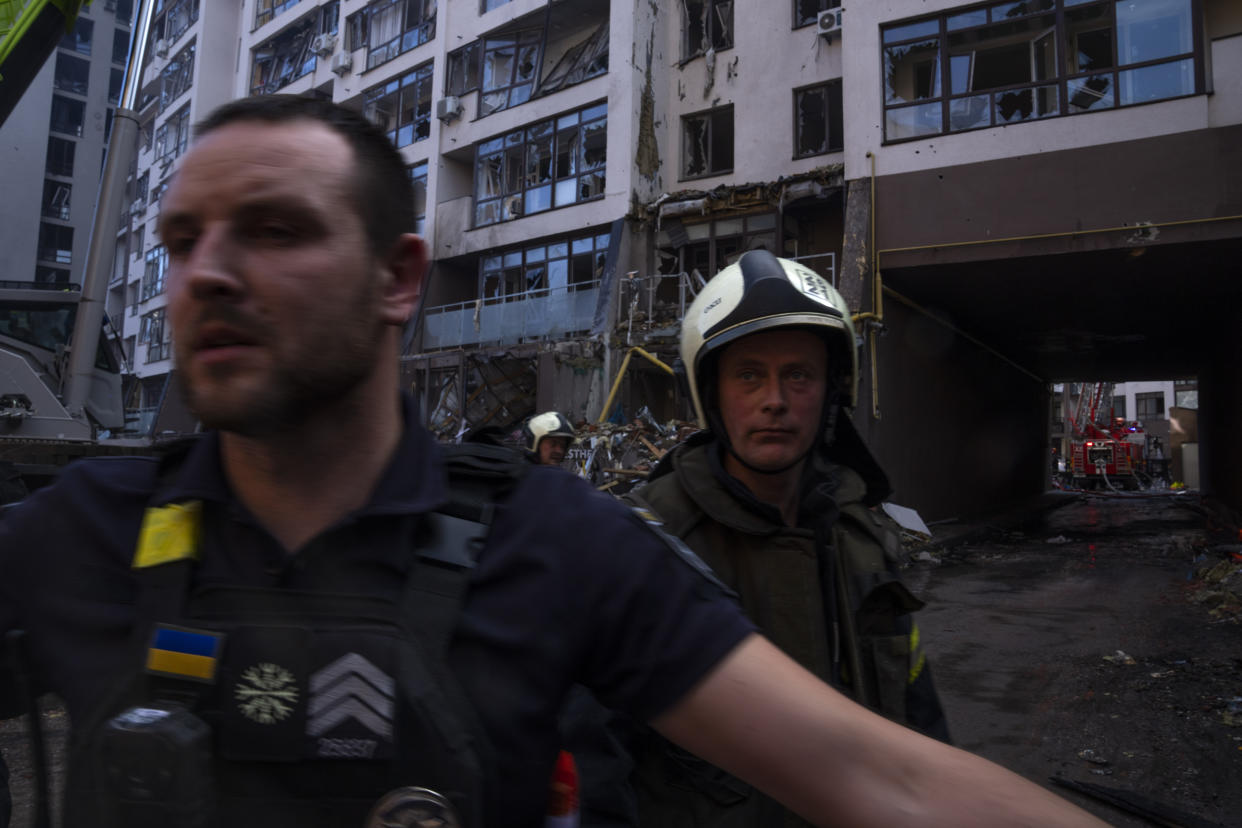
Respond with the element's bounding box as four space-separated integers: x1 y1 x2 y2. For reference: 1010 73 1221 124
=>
905 491 1241 828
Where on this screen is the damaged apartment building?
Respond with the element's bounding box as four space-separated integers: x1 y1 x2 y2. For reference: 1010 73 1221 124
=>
107 0 853 438
106 0 1242 514
406 0 851 436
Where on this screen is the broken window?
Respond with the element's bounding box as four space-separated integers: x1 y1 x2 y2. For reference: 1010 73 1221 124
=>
46 137 75 177
145 0 199 61
479 230 609 302
474 102 606 227
681 105 733 179
113 28 130 64
140 307 170 362
49 96 85 137
540 21 608 94
480 28 542 116
159 41 195 113
409 161 428 236
54 53 90 96
141 245 168 301
347 0 436 71
794 0 841 29
38 223 74 265
42 180 72 221
446 42 481 96
255 0 302 29
131 224 145 260
153 105 191 166
657 214 778 279
61 16 93 55
882 0 1197 142
683 0 732 60
794 80 843 158
35 267 70 286
250 5 337 96
364 62 434 148
109 68 124 104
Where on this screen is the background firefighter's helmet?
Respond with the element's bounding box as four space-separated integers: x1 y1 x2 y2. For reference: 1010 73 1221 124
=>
678 249 857 430
523 411 576 455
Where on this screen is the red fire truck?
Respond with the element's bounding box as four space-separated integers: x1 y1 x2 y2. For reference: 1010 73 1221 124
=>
1065 383 1143 490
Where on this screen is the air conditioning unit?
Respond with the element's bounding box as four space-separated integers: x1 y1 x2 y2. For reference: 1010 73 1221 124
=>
153 38 168 58
817 8 843 38
436 95 463 123
330 51 352 75
311 33 337 58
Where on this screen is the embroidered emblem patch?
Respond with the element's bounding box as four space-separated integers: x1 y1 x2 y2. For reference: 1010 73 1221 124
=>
235 662 299 724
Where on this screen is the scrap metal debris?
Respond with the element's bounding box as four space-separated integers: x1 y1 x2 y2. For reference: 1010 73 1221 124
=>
566 408 698 494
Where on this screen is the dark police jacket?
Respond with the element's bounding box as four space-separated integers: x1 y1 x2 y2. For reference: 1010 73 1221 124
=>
0 403 754 828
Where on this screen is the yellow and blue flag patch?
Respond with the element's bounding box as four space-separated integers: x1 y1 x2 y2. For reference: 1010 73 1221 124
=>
146 625 223 683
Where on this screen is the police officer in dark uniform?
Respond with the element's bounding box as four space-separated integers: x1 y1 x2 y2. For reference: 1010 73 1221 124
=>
0 95 1108 828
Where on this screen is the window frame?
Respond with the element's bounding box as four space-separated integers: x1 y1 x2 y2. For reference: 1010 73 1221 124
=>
363 61 434 148
46 137 76 177
60 16 94 55
53 53 91 96
478 28 542 117
50 95 86 137
478 230 611 304
38 222 75 266
346 0 436 73
141 245 168 301
473 101 608 228
42 180 73 221
1135 391 1165 420
680 104 734 181
682 0 733 62
880 0 1204 144
793 79 844 158
408 161 429 236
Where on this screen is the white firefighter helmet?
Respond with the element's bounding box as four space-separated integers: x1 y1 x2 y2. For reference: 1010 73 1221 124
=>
679 249 857 429
523 411 576 455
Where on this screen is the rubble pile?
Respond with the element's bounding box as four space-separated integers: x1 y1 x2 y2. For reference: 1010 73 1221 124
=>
1189 550 1242 622
565 408 699 495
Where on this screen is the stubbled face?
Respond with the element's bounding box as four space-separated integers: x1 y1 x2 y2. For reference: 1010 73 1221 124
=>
716 328 828 478
538 436 570 466
159 120 389 435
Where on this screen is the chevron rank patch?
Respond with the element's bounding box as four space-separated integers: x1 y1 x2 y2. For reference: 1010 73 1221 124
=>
146 624 223 683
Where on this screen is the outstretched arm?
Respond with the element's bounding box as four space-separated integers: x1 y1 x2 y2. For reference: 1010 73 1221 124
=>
653 634 1109 828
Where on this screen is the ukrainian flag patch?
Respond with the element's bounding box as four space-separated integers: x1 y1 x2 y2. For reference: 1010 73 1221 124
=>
146 625 223 683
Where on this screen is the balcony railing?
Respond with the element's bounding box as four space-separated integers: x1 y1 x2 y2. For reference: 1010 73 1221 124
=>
421 281 600 350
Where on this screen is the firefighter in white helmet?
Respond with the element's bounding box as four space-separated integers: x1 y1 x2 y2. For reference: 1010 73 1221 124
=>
622 249 950 828
523 411 576 466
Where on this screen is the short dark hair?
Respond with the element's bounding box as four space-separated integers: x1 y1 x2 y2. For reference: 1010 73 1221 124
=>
195 95 415 255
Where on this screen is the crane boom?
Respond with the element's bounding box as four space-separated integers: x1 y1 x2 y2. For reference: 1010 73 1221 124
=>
0 0 89 127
